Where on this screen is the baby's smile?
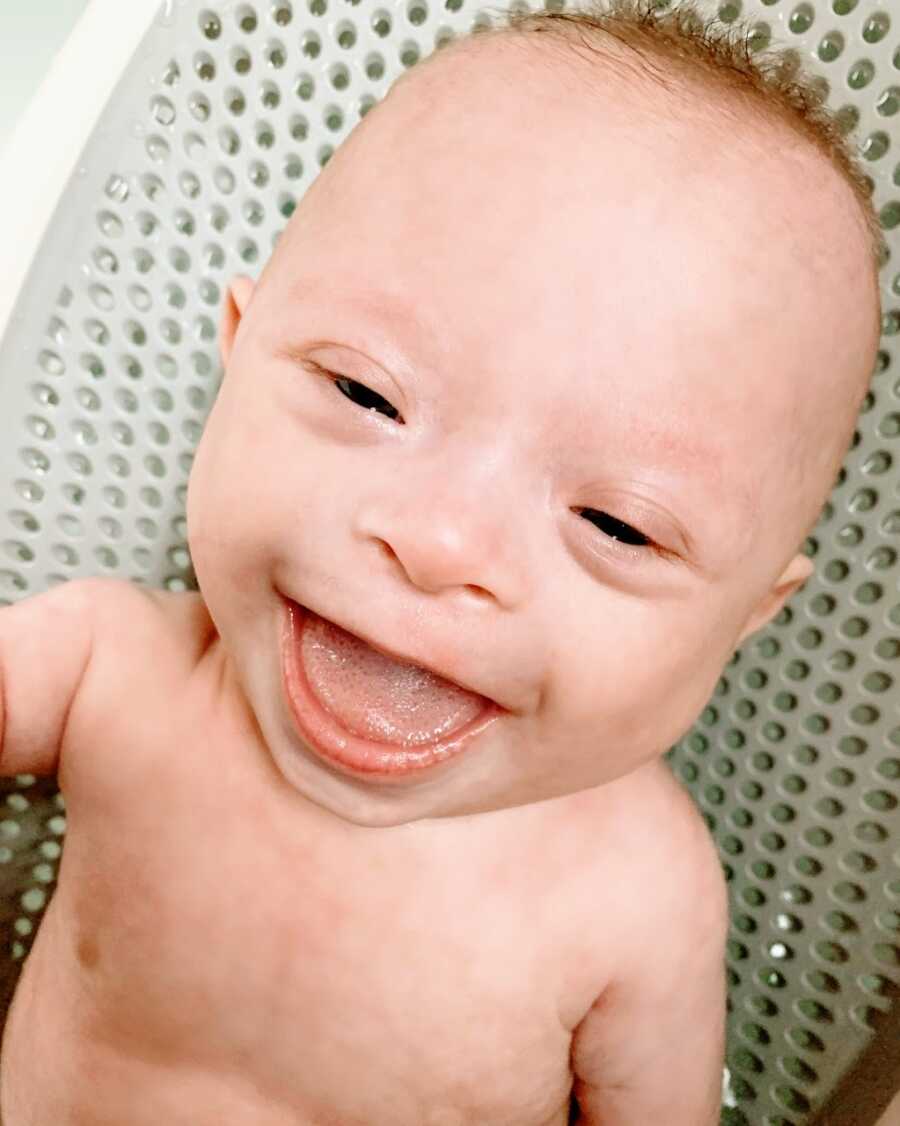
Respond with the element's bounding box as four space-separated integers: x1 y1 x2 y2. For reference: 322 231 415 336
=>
279 596 505 780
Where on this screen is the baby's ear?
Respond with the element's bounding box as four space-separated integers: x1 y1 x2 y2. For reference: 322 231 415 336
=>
218 275 256 370
737 552 814 644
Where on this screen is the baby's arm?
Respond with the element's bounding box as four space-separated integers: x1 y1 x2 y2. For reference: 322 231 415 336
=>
0 578 135 776
569 827 729 1125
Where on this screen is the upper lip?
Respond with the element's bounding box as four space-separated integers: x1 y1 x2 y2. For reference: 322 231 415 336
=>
288 596 505 711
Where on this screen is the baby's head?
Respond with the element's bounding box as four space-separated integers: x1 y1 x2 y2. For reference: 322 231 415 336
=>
186 0 882 827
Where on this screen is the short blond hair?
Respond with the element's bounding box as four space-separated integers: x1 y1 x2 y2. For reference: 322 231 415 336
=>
441 0 885 285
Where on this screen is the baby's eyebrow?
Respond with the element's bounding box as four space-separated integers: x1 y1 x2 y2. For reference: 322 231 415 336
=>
286 277 437 362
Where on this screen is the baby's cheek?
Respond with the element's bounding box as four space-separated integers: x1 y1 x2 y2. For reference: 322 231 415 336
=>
559 595 735 754
187 407 256 585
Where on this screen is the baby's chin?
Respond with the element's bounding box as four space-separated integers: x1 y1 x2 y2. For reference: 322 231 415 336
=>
260 707 626 829
261 719 528 828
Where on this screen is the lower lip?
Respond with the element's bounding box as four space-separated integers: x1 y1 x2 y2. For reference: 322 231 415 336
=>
279 598 501 779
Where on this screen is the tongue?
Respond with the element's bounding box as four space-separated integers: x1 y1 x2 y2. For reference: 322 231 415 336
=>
300 613 487 746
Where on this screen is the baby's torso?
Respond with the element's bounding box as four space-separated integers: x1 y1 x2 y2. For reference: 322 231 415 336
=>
0 592 687 1126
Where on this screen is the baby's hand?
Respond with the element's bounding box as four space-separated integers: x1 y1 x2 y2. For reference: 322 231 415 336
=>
0 579 140 777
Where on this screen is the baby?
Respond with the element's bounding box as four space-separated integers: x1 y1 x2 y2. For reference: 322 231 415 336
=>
0 0 883 1122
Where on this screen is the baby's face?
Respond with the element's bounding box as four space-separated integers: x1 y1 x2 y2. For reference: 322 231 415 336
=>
187 37 877 826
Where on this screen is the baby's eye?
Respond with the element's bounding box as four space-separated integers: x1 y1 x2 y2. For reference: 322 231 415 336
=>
577 508 650 547
333 376 403 422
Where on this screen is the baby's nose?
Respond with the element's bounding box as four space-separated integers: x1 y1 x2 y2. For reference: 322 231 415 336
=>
352 459 527 610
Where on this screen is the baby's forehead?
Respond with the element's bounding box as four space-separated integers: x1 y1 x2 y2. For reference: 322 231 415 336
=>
257 33 876 517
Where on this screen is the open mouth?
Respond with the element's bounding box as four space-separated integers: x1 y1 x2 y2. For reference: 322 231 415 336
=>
279 597 502 778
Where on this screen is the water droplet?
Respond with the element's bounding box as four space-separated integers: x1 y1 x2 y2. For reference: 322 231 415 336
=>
133 248 155 275
848 59 875 91
20 448 49 474
218 127 241 156
266 41 286 68
26 416 53 440
98 516 123 540
146 135 170 163
114 387 138 414
75 387 101 412
57 514 83 538
195 52 216 81
112 421 134 447
162 58 180 86
14 479 43 503
37 348 67 378
92 247 119 274
210 202 231 234
31 382 58 407
52 543 79 567
101 485 126 509
3 540 34 564
862 131 890 161
88 284 114 312
243 199 264 225
169 247 191 273
184 132 207 160
108 454 130 479
161 318 183 344
237 4 258 32
817 31 844 62
182 418 203 443
72 418 98 446
232 47 252 74
189 93 211 123
151 95 176 126
104 173 130 202
46 313 66 343
199 279 220 304
84 318 110 346
178 171 202 200
0 570 27 596
201 11 222 39
95 546 119 569
862 11 890 44
260 81 280 109
195 315 216 341
214 166 235 194
249 161 269 187
97 210 123 237
877 86 900 117
203 241 225 269
173 209 196 237
128 285 152 312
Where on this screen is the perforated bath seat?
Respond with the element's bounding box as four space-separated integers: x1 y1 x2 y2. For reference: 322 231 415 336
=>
0 0 897 1123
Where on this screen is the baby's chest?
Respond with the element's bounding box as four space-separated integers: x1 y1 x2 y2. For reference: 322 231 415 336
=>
58 781 588 1124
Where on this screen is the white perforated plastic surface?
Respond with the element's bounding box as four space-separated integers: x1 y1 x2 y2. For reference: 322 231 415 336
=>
0 1 897 1124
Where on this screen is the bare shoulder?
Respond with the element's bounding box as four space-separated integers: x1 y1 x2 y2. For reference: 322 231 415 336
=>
79 577 216 676
640 758 726 916
587 758 728 951
621 756 729 959
57 579 218 793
